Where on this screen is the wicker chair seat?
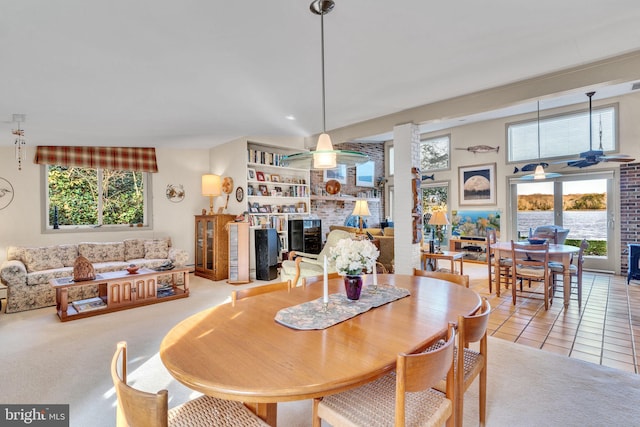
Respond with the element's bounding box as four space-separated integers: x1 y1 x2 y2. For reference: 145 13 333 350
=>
168 395 268 427
317 373 451 427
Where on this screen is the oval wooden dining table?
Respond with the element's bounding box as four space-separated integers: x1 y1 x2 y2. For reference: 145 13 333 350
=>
160 274 481 426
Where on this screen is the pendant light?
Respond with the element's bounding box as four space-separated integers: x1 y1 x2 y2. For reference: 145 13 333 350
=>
281 0 369 170
519 101 561 180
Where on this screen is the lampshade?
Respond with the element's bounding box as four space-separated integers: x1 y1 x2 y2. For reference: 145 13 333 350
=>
280 0 369 170
428 211 450 226
202 174 221 196
352 200 371 217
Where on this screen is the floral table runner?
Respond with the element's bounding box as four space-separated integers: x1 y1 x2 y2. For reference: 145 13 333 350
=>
275 284 410 330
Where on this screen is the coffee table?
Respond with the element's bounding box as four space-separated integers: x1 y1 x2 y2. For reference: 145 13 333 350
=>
50 267 189 321
420 250 464 274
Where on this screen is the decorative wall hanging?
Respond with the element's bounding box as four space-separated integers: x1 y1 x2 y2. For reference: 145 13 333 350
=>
455 145 499 154
219 176 234 213
411 167 422 244
458 163 496 206
166 184 185 202
235 186 244 202
356 161 375 187
12 114 26 171
0 177 15 210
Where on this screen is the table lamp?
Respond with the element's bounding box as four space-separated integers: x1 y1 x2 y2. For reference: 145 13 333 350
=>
202 174 222 215
428 210 449 254
352 200 371 235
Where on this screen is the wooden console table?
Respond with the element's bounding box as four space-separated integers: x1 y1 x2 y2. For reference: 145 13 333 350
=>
50 267 189 321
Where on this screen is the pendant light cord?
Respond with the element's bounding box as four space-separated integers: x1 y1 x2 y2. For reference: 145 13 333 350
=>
537 100 541 160
320 8 327 133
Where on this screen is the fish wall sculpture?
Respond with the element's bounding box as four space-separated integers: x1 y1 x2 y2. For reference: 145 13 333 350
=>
513 162 548 173
455 145 499 154
421 174 435 181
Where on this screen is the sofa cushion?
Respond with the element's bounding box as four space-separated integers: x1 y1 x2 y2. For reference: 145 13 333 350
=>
124 239 146 260
382 227 394 237
144 239 169 259
58 244 79 267
364 228 384 236
78 242 125 263
23 247 65 273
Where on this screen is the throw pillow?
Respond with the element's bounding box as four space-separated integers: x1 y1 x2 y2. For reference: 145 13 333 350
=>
58 244 79 267
23 247 64 273
144 239 169 259
124 239 145 260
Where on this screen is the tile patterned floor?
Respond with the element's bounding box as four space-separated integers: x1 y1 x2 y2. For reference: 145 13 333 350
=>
462 262 639 373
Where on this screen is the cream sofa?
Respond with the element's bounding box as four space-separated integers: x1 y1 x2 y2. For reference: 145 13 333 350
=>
328 225 394 272
0 238 188 313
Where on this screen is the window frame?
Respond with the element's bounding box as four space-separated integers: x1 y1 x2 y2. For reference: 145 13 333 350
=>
41 165 153 233
506 103 619 164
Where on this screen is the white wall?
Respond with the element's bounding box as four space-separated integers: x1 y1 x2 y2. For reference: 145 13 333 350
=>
0 147 211 265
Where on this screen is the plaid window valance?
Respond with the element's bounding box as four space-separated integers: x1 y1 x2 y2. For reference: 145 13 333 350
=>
35 146 158 173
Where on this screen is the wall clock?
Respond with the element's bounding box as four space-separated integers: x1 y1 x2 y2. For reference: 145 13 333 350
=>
236 186 244 202
0 177 15 210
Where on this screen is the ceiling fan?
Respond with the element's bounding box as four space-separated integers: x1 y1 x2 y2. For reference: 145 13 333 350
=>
561 91 635 168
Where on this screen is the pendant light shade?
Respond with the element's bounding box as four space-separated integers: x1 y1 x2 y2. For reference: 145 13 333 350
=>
281 0 369 170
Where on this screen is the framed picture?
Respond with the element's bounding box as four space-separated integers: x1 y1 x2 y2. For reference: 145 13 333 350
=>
258 184 268 195
356 161 375 187
323 165 347 184
458 163 496 205
256 171 266 181
247 168 256 181
271 174 280 182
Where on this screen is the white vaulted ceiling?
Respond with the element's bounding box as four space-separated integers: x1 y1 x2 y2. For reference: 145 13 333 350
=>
1 1 640 148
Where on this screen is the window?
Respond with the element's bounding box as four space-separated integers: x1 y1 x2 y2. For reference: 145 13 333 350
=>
420 134 450 172
507 105 617 163
45 165 151 229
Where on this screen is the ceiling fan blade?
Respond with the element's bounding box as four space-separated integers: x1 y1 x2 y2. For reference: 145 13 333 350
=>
600 155 635 162
567 159 598 168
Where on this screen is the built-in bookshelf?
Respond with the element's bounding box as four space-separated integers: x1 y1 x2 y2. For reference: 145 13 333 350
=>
246 142 312 258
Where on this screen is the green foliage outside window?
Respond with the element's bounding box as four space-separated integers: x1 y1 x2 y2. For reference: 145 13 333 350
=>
48 166 144 227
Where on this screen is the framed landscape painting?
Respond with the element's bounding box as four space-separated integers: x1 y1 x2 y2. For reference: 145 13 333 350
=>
356 161 375 187
458 163 496 205
323 164 347 184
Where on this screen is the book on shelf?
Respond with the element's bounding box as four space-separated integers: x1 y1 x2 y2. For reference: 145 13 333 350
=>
72 297 107 313
157 287 176 298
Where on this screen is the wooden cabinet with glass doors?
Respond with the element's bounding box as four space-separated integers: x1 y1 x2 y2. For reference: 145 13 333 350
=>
195 214 235 281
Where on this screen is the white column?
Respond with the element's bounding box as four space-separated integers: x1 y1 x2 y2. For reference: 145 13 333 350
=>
392 123 422 274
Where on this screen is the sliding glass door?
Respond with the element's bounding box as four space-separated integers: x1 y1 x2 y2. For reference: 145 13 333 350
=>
511 171 615 272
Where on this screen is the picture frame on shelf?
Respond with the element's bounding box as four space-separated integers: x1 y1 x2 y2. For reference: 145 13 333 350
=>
258 184 268 195
323 165 347 184
356 161 375 187
271 174 280 182
458 163 496 205
256 171 266 181
247 168 256 181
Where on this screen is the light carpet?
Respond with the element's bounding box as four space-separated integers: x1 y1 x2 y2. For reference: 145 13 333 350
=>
1 274 639 426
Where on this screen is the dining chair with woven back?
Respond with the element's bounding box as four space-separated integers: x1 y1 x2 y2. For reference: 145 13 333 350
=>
510 240 554 310
312 322 457 427
486 228 511 295
413 268 469 288
111 341 269 427
431 297 491 427
231 280 291 306
550 239 589 307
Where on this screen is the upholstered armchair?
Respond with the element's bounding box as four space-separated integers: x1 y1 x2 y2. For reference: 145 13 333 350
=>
280 229 352 286
531 225 570 244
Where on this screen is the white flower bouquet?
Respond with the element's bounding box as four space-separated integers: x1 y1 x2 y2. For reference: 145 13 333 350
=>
329 238 380 276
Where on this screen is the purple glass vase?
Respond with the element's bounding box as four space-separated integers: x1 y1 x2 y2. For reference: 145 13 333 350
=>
344 275 363 300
